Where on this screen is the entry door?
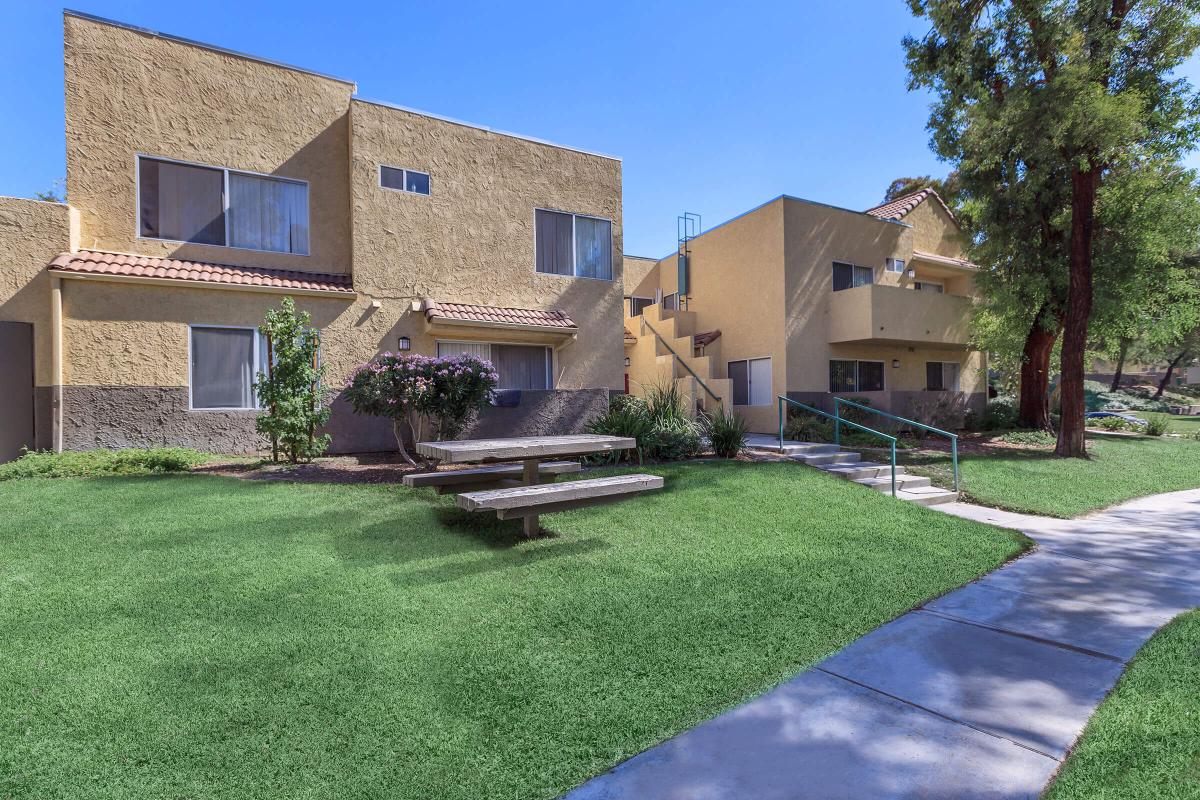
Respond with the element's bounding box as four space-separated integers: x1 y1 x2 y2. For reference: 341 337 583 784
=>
0 322 34 462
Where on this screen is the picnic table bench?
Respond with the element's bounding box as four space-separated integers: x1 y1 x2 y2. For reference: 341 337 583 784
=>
413 435 663 537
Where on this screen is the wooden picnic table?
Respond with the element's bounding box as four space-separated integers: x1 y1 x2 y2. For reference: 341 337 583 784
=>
415 435 637 537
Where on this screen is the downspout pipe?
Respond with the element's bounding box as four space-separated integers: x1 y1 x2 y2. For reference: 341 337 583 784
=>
50 275 63 452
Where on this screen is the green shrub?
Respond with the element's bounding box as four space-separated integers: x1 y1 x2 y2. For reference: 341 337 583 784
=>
1093 415 1134 432
784 414 834 442
1084 380 1170 412
1000 430 1055 446
255 297 332 464
586 397 655 463
586 386 703 463
703 405 749 458
0 448 208 481
973 398 1019 431
646 415 704 461
1144 417 1169 436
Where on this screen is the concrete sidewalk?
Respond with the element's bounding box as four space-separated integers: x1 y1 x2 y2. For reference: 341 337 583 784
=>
564 490 1200 800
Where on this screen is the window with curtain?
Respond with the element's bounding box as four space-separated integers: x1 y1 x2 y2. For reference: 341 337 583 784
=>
436 342 551 390
139 158 225 245
138 156 309 254
535 209 612 280
190 327 265 410
832 262 874 291
228 173 309 254
728 357 771 406
829 360 885 393
926 361 961 391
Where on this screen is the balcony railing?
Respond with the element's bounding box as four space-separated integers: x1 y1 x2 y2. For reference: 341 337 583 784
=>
828 284 971 346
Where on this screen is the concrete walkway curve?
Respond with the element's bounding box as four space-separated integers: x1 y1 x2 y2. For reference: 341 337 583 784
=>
563 489 1200 800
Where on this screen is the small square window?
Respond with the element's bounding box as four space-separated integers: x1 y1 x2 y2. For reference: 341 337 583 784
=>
380 165 430 195
404 170 430 195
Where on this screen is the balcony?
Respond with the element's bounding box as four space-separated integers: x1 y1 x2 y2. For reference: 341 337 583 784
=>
828 284 971 347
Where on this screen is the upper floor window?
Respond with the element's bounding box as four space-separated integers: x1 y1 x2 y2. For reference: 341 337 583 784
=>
535 209 612 280
138 156 309 255
914 281 944 293
627 296 654 317
886 257 906 273
832 262 873 291
380 165 430 195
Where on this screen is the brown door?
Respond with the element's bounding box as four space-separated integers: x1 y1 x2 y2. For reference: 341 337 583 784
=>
0 322 35 462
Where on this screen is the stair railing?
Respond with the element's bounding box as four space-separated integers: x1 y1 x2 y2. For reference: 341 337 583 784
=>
640 317 722 407
832 397 959 492
778 395 897 497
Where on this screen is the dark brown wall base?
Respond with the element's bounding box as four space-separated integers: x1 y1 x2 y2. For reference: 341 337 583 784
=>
784 390 986 428
60 386 613 456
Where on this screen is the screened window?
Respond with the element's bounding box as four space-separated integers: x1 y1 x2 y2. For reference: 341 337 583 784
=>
628 297 654 316
535 209 612 280
926 361 961 391
190 326 267 410
138 156 309 254
436 342 552 390
728 357 771 406
832 262 874 291
829 360 885 393
662 292 678 311
380 165 431 195
914 281 944 293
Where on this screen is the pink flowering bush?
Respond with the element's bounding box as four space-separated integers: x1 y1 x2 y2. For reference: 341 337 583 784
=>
342 353 498 466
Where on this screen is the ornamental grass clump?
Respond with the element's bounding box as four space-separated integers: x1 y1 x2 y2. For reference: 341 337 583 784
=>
342 353 498 466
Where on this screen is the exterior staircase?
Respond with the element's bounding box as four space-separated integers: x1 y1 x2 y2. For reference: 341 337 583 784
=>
745 435 959 506
625 303 730 415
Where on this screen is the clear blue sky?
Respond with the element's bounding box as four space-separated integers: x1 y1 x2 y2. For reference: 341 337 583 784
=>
5 1 1200 258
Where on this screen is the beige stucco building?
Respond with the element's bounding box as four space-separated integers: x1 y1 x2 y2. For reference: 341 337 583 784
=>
0 11 624 459
622 190 986 432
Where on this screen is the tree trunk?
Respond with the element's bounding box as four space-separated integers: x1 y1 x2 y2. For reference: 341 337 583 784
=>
1018 303 1059 431
1155 350 1189 399
1056 168 1099 458
1110 338 1129 392
392 418 420 468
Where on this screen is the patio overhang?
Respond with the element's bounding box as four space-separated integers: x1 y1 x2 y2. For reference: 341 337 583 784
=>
422 298 578 344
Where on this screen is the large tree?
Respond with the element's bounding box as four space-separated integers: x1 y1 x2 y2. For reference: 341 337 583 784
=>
906 0 1200 456
882 173 962 206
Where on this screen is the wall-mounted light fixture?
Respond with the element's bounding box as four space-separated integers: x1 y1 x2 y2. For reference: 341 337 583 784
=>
398 336 411 351
892 359 900 369
624 357 631 367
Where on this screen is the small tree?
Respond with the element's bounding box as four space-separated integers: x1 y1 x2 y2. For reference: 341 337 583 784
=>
254 297 331 463
342 353 497 467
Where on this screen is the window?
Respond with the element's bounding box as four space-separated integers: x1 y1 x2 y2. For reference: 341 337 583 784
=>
380 165 431 195
914 281 944 293
436 342 552 390
832 262 874 291
138 156 309 254
535 209 613 280
628 296 654 316
926 361 961 391
886 258 906 273
829 360 885 393
662 292 678 311
190 326 268 410
728 357 772 406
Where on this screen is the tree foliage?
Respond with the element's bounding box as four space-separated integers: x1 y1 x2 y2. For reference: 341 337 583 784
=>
342 353 498 467
883 173 962 207
254 298 331 464
905 0 1200 453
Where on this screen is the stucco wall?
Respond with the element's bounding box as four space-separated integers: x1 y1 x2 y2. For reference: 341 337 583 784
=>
905 198 964 259
347 99 624 392
622 255 660 299
64 13 354 276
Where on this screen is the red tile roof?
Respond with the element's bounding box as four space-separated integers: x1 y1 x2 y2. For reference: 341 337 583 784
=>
864 188 957 222
424 299 577 330
48 250 355 294
693 329 722 347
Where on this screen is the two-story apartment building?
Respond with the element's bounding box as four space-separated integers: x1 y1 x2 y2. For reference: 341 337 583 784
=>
622 190 986 432
0 11 624 460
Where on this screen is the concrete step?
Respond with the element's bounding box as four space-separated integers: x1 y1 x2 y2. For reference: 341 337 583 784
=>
822 462 908 480
800 451 862 466
744 435 842 456
857 474 933 492
894 486 960 506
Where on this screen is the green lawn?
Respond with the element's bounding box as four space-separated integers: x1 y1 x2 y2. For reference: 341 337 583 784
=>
1044 610 1200 800
900 436 1200 518
1133 410 1200 434
0 462 1025 800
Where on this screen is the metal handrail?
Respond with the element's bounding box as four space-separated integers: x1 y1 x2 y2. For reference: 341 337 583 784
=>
832 397 959 491
640 317 722 405
778 395 898 496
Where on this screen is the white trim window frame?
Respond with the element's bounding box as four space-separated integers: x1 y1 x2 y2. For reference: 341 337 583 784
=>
925 361 961 392
379 164 431 196
135 153 311 256
832 261 874 291
627 295 655 316
728 356 772 406
435 339 554 390
533 208 614 281
886 257 906 273
187 324 268 411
